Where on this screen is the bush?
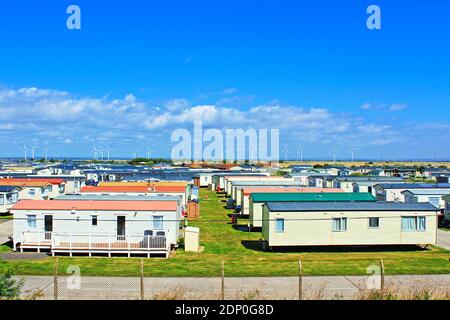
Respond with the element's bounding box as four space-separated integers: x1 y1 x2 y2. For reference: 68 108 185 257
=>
0 269 24 300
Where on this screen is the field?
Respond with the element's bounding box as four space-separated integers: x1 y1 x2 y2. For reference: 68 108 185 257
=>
0 189 449 277
279 161 450 169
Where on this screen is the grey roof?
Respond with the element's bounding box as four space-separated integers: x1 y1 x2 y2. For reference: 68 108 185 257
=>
0 186 21 193
55 194 182 201
375 183 450 189
331 176 403 182
401 190 450 196
232 181 303 187
266 201 439 212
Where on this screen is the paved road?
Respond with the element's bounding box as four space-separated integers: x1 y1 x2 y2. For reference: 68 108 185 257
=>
14 274 450 300
0 219 12 245
438 229 450 250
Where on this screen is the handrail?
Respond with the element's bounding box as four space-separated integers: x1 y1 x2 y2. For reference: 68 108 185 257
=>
21 231 167 250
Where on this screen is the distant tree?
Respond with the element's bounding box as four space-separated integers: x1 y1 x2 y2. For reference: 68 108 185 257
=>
350 172 366 176
0 269 24 300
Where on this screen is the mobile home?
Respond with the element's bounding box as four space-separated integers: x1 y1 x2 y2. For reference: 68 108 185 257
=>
12 199 181 258
262 202 439 248
250 192 375 228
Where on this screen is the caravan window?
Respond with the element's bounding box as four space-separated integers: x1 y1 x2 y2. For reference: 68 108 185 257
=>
402 217 426 231
275 218 285 233
27 215 37 229
153 216 164 230
332 218 347 232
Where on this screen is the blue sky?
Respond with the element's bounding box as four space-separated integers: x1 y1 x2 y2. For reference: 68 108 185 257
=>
0 1 449 160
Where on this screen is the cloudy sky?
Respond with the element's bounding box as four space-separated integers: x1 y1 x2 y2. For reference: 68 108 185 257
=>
0 1 449 160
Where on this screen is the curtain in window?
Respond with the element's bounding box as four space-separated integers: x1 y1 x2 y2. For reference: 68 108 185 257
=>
27 216 37 228
417 217 426 231
153 216 163 230
401 217 416 231
333 218 340 231
333 218 347 231
341 218 347 231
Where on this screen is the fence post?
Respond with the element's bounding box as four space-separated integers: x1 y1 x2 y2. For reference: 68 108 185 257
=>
53 257 59 300
298 259 303 300
140 258 145 300
221 259 225 300
379 259 385 291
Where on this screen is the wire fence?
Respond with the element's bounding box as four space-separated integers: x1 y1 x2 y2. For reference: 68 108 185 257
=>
13 258 450 300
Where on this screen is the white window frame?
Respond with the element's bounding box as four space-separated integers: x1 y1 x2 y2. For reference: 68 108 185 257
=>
153 215 164 230
275 218 285 233
27 215 37 229
332 217 348 232
401 216 427 232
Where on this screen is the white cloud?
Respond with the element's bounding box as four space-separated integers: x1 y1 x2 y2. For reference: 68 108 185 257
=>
0 86 448 158
389 103 407 111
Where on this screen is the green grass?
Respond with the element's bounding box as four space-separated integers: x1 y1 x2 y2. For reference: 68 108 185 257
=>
0 214 12 219
0 189 449 277
0 245 11 253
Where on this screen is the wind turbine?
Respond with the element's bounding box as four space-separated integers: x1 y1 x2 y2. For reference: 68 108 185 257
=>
296 145 304 162
350 146 358 162
43 147 49 162
29 144 37 160
283 144 290 162
331 147 339 162
147 148 153 160
93 144 99 161
133 151 138 159
105 144 111 161
23 144 29 161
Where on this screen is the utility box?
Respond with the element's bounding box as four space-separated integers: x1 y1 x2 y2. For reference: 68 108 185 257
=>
184 226 200 252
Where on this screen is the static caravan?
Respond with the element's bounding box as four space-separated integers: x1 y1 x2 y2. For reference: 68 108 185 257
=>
330 176 403 193
30 175 86 194
0 186 21 214
5 178 67 199
262 202 439 248
402 190 450 210
242 187 344 218
212 173 269 192
11 200 181 258
0 181 53 201
250 192 375 229
231 181 305 204
223 176 287 196
80 185 188 206
373 183 450 202
444 195 450 222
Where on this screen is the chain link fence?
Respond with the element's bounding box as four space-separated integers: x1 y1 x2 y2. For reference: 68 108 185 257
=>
13 258 450 300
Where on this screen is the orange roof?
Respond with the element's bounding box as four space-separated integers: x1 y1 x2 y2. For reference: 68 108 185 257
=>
99 181 187 187
0 178 65 185
81 185 186 193
242 187 344 196
11 200 178 212
0 180 51 187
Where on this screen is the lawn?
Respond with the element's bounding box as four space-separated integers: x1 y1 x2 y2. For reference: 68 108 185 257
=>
0 189 449 277
0 214 12 219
